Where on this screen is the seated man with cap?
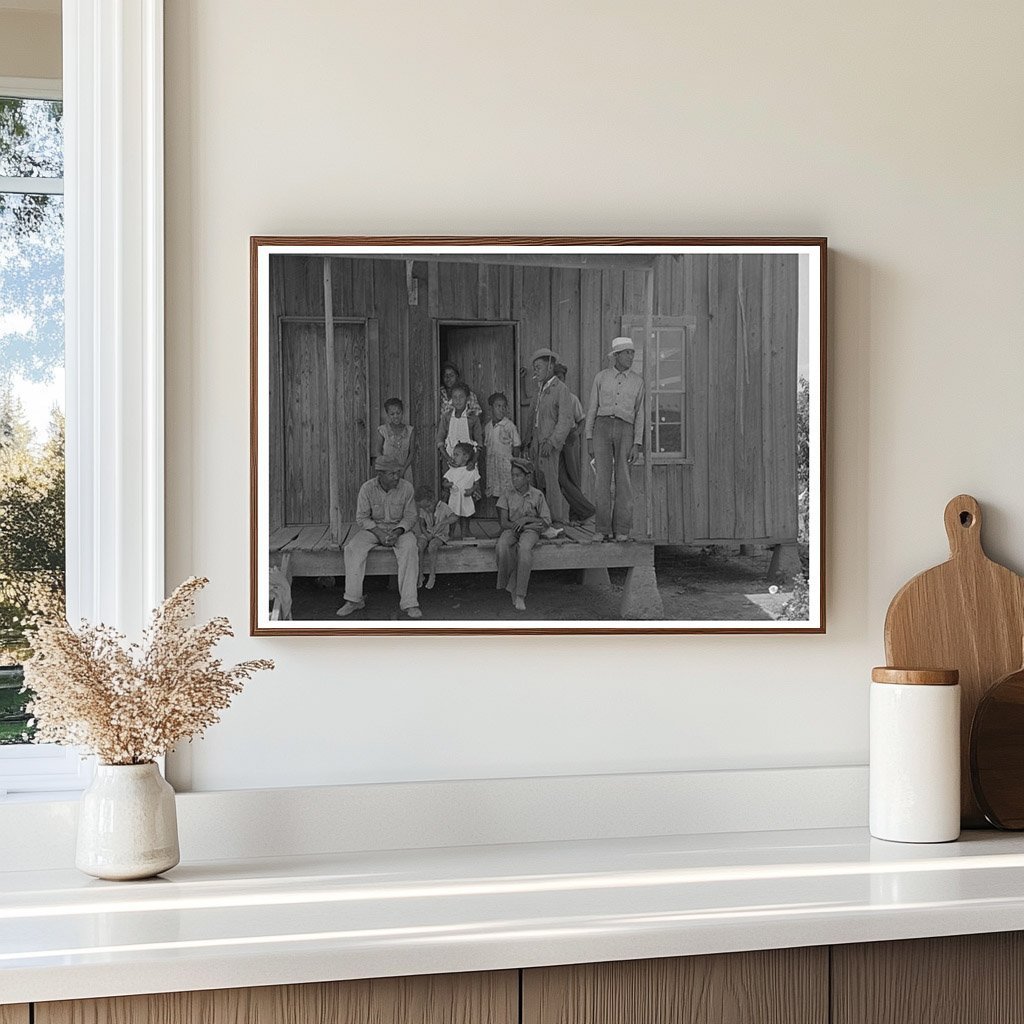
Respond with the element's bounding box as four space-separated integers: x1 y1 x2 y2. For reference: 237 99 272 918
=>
520 347 575 524
585 336 645 541
495 456 552 612
337 454 422 619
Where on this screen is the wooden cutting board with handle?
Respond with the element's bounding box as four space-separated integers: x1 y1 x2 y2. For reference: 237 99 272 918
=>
885 494 1024 827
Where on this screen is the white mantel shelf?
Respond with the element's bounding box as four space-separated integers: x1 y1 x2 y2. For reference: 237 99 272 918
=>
5 826 1024 1004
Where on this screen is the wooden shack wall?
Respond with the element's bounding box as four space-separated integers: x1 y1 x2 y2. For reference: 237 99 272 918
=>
268 253 800 543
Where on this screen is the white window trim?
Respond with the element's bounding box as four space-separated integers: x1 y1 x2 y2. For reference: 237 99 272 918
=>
0 76 64 194
0 2 165 797
0 76 62 100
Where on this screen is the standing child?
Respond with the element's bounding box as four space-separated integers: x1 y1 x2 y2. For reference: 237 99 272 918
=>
484 392 521 500
436 383 483 467
495 457 552 612
442 441 481 540
374 397 414 482
413 486 456 590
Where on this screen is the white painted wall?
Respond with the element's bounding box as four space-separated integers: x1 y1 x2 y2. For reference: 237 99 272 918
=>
164 0 1024 791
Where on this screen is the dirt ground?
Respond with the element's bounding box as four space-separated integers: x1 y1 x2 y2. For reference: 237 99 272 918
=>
289 546 794 622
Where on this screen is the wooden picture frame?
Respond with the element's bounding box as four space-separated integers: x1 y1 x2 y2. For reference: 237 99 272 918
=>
251 237 827 635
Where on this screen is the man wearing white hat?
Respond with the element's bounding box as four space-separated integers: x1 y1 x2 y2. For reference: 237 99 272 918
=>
585 337 645 541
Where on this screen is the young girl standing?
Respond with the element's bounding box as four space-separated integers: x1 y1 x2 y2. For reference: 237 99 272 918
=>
484 391 521 500
374 397 414 482
442 441 481 540
435 383 483 467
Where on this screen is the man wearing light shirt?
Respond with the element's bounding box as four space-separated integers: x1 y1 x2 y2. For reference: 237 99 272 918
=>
585 336 645 541
337 455 422 619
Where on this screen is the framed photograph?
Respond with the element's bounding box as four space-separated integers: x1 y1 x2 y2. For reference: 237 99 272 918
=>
251 237 826 635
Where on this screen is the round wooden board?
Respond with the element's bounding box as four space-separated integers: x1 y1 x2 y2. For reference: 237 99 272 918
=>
971 664 1024 829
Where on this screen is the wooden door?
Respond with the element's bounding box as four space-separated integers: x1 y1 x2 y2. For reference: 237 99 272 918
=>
523 950 828 1024
281 320 330 525
36 971 517 1024
0 1007 29 1024
832 933 1024 1024
440 324 516 419
278 320 368 527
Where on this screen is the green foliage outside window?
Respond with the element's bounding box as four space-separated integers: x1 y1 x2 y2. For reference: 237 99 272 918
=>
0 95 66 743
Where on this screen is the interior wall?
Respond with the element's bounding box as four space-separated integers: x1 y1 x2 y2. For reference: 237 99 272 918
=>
164 0 1024 791
0 9 61 80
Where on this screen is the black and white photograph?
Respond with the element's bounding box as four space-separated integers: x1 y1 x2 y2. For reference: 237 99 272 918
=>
251 238 825 634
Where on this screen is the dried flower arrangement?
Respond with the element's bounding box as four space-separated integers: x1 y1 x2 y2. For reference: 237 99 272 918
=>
22 577 273 765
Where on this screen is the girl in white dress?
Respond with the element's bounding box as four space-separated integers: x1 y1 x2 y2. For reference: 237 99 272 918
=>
442 441 481 540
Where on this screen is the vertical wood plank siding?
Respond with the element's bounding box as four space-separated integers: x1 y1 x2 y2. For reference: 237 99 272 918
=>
688 253 711 540
552 268 581 396
738 254 765 541
578 269 603 506
267 253 800 544
408 261 436 491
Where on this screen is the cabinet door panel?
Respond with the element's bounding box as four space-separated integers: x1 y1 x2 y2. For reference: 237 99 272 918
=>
523 949 827 1024
0 1007 29 1024
36 971 517 1024
832 932 1024 1024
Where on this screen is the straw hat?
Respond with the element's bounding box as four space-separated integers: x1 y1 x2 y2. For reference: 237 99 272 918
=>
609 336 636 356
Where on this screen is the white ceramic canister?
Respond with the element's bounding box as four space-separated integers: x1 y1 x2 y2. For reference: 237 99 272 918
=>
870 667 961 843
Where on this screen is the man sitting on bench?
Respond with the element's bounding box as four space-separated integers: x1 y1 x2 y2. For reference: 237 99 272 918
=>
337 455 422 620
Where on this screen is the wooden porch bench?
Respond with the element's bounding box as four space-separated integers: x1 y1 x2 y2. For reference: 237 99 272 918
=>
270 523 662 619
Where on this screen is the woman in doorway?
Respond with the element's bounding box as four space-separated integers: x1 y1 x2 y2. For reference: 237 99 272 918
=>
439 361 482 420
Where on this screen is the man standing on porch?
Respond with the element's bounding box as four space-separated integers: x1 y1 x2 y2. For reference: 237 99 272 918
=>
521 348 574 524
337 455 422 619
585 336 645 542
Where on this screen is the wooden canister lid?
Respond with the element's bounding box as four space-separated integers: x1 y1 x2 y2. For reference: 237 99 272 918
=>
871 667 960 686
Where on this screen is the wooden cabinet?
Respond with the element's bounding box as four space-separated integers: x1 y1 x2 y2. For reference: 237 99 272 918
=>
832 932 1024 1024
522 948 828 1024
16 933 1024 1024
35 971 517 1024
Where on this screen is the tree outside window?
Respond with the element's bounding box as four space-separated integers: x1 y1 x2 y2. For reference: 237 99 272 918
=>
0 94 65 744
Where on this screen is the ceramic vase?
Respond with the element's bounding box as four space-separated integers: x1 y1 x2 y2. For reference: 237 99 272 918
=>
76 762 180 880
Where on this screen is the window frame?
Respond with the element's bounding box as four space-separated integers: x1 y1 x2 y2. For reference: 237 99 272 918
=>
620 314 696 466
0 75 82 795
0 0 165 799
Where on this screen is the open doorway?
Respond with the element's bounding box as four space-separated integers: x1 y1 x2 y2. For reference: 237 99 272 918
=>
438 322 518 518
438 322 518 420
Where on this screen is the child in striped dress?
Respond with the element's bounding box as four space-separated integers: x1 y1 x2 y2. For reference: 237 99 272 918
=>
414 486 456 590
484 392 521 499
374 397 414 482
